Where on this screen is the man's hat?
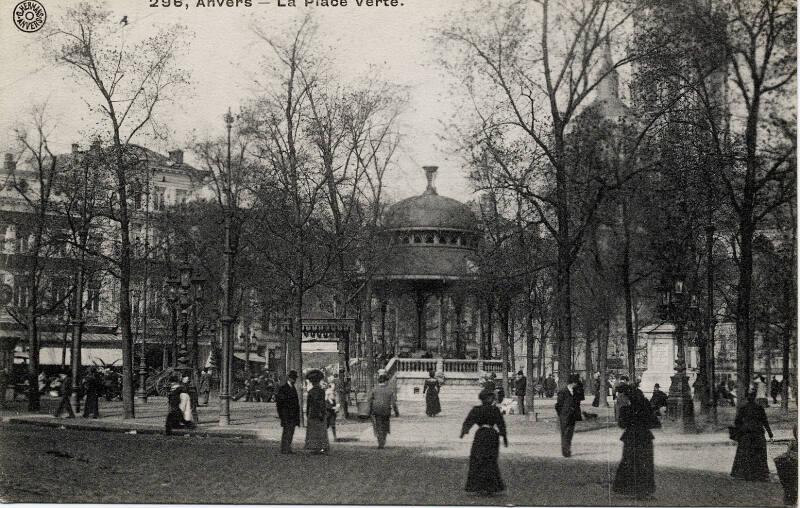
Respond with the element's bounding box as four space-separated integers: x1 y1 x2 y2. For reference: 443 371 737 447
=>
306 369 324 383
654 383 660 389
517 370 524 375
287 370 298 380
567 373 580 384
479 389 496 402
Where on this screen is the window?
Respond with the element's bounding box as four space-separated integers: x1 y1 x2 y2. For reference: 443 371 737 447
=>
131 180 143 210
50 280 70 310
13 280 29 308
175 189 188 205
87 281 101 313
15 234 29 253
153 187 166 211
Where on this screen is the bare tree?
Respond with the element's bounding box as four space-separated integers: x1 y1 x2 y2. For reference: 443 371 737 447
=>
49 2 191 418
4 105 69 411
438 0 669 385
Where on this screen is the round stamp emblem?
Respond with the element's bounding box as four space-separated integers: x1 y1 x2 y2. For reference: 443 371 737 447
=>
13 0 46 33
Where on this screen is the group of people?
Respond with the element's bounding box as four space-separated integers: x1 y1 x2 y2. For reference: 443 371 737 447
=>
160 364 799 503
49 367 105 419
715 374 794 407
534 374 558 398
274 369 343 454
240 373 277 403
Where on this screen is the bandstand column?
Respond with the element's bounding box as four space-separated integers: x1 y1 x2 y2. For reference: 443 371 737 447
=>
453 295 465 358
439 294 448 356
415 290 427 351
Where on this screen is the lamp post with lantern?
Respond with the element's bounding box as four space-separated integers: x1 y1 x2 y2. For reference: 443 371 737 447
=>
219 107 236 426
166 258 205 425
658 273 700 431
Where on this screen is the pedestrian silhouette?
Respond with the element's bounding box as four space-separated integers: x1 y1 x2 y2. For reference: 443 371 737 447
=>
120 16 128 26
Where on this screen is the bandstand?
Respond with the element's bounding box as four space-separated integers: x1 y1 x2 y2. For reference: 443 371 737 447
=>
352 166 504 401
375 166 480 356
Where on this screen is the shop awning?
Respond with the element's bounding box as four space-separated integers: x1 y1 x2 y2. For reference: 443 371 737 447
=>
38 347 122 366
233 352 267 364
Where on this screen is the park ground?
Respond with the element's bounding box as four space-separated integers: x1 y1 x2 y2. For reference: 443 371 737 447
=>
0 395 795 505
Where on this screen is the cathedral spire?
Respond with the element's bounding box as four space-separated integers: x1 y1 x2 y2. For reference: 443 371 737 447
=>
598 37 619 102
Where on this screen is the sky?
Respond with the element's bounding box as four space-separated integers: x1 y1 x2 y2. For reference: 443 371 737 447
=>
0 0 474 203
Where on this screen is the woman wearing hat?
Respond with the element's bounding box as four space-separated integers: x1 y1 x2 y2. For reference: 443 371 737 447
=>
423 370 441 417
304 369 329 454
460 389 507 495
730 389 773 481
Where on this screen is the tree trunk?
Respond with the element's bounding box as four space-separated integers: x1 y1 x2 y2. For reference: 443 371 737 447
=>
486 299 494 359
599 318 609 407
735 222 755 407
364 281 375 393
26 308 40 411
525 299 536 413
289 282 304 426
499 303 510 400
556 249 573 388
509 308 516 373
621 202 637 382
782 278 792 415
584 330 593 393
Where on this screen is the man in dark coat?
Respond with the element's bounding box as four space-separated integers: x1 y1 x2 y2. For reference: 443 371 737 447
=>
649 383 668 415
555 374 582 457
545 374 556 398
275 370 300 454
771 376 781 404
514 371 527 415
82 368 101 418
53 371 75 418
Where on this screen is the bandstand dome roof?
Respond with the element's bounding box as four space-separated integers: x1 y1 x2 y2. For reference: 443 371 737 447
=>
384 166 478 232
374 166 480 282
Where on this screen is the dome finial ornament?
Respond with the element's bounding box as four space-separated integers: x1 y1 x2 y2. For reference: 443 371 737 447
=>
423 166 438 195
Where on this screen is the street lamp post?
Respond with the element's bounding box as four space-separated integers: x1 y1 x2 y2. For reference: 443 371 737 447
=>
136 163 152 403
166 260 205 425
659 274 699 432
219 108 235 426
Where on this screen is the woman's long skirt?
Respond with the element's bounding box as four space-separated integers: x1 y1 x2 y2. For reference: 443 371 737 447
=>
304 416 330 453
612 434 655 497
465 427 505 493
426 390 441 417
731 433 770 481
83 393 99 418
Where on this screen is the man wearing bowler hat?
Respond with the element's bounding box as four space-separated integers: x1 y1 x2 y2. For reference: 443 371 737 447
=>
276 370 301 454
555 373 583 457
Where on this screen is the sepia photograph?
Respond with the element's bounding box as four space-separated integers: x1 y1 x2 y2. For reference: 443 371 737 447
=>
0 0 796 505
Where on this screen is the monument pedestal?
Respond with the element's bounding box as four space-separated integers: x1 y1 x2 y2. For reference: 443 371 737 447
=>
666 371 695 432
638 323 678 397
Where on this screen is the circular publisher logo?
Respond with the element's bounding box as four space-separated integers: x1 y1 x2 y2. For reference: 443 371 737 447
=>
13 0 46 33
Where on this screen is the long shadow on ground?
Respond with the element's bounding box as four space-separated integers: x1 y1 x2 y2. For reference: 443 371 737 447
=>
0 424 784 506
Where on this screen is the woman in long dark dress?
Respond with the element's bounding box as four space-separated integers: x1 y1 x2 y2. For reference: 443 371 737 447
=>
304 370 330 454
731 390 773 481
82 368 101 419
612 384 657 500
460 389 507 495
423 370 441 417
